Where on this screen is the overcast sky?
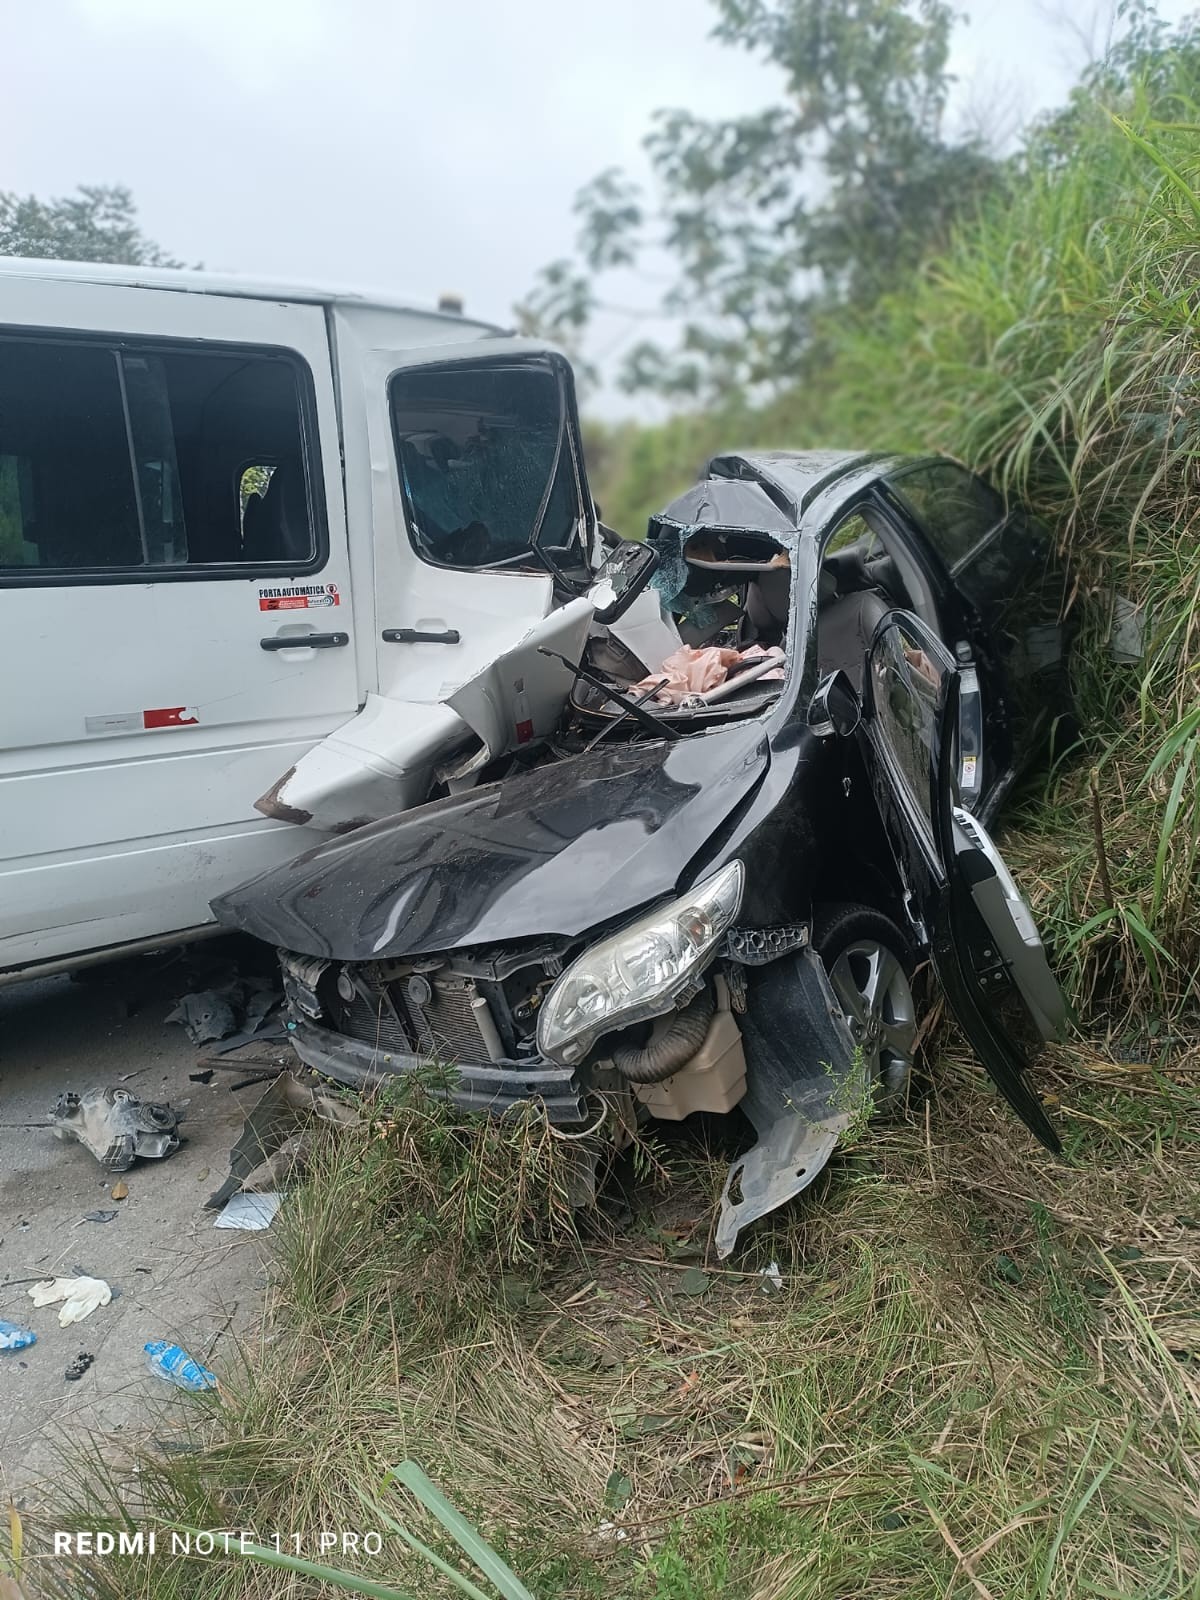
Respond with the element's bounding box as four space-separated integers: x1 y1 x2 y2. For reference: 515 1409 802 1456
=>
3 0 1192 415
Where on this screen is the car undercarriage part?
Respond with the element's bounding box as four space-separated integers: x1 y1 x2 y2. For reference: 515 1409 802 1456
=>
49 1086 183 1172
715 946 864 1258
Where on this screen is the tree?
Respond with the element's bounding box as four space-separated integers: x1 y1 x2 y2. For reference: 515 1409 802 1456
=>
0 183 180 267
520 0 1000 402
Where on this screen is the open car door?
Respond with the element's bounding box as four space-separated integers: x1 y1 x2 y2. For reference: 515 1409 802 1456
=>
858 611 1067 1150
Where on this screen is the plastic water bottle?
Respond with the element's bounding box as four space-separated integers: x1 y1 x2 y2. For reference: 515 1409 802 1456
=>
0 1320 36 1351
144 1340 217 1391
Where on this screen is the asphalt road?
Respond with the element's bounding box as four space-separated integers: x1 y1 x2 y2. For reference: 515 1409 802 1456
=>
0 943 284 1506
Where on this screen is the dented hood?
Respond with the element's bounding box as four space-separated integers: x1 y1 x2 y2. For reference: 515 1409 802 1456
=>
213 724 769 960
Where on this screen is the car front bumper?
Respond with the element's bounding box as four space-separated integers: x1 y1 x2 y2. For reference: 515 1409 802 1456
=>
284 1014 590 1125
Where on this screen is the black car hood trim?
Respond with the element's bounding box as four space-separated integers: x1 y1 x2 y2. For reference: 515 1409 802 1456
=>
213 723 770 961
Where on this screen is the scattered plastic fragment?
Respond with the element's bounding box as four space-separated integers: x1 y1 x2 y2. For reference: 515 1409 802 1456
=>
759 1261 784 1291
50 1087 181 1172
82 1210 117 1224
167 976 280 1047
144 1340 217 1391
28 1274 113 1327
214 1191 283 1231
207 1069 360 1210
64 1351 94 1382
0 1320 36 1351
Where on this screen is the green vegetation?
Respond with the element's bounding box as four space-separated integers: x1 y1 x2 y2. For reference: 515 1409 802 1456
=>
0 183 179 267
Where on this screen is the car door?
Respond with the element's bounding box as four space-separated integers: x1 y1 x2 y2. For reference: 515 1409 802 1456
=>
881 460 1069 801
0 274 358 970
856 609 1067 1150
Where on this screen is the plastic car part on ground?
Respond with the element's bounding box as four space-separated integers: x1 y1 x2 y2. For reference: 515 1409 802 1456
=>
213 1190 283 1231
166 974 282 1047
49 1086 182 1172
27 1274 112 1327
0 1320 36 1351
144 1340 217 1391
206 1069 362 1211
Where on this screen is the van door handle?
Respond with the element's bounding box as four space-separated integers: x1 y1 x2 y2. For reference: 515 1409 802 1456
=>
381 627 461 645
260 632 350 651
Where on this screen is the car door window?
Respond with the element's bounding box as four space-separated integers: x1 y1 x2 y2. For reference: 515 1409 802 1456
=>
868 615 949 855
0 335 322 578
887 461 1004 575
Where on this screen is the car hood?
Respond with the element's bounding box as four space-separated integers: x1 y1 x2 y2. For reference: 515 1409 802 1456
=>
213 723 770 961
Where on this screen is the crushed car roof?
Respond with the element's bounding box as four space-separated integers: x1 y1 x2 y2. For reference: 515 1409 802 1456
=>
654 451 899 545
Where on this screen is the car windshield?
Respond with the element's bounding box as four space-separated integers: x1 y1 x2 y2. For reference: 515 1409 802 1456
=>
390 360 586 572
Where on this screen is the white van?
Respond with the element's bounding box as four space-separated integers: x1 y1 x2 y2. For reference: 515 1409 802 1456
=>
0 259 603 980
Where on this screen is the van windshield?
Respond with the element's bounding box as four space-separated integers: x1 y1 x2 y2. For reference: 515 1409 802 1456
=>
390 360 586 573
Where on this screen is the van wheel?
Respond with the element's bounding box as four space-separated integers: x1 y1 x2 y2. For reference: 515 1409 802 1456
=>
812 903 918 1112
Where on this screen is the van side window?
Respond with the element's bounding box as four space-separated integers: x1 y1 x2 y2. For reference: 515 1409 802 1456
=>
0 336 321 577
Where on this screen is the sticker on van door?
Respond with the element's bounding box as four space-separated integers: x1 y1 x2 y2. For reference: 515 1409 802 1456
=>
85 707 201 734
258 582 340 611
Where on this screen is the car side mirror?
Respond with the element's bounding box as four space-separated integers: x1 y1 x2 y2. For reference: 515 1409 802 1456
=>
588 538 659 624
809 670 861 738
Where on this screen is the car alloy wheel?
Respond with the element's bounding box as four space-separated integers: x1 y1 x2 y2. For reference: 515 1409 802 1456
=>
814 904 918 1107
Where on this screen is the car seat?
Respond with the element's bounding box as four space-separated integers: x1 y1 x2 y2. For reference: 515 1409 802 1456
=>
817 550 892 692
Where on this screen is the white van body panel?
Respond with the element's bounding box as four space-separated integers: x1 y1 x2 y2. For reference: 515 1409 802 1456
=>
257 324 579 831
0 263 509 975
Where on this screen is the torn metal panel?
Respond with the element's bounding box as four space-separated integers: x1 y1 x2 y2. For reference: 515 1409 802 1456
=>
252 602 594 834
716 948 863 1258
255 695 472 833
446 596 594 759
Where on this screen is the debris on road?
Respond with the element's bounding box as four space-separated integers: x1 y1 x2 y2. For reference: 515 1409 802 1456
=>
188 1068 215 1085
80 1210 117 1224
759 1261 784 1292
213 1190 283 1231
144 1340 217 1391
110 1179 128 1201
64 1352 95 1382
167 976 281 1048
206 1069 361 1210
50 1086 182 1172
0 1320 36 1351
28 1275 113 1327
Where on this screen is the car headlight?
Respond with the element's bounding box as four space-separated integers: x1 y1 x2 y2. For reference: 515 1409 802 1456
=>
537 861 745 1064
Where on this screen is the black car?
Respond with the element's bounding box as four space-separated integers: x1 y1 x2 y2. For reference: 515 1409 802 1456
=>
216 449 1072 1254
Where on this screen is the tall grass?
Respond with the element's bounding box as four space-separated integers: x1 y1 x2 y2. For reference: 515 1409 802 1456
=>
594 49 1200 1030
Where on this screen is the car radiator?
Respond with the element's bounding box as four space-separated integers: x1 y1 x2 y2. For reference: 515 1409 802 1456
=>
344 971 493 1064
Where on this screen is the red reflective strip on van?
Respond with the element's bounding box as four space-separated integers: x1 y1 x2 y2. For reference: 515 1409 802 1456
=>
143 707 200 729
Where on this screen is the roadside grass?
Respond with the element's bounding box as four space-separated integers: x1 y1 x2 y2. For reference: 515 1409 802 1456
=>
20 1035 1200 1600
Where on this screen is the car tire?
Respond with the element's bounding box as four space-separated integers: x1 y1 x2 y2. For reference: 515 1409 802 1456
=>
812 902 919 1114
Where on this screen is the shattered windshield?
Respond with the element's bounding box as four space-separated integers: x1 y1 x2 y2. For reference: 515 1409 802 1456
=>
390 360 586 572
